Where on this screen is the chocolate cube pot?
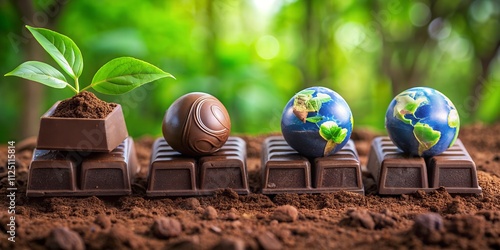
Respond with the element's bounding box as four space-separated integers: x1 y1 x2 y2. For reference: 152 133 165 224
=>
37 102 128 152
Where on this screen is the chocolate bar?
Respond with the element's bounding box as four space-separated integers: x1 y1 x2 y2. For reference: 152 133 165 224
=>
261 136 364 195
146 137 249 197
367 137 481 195
37 102 128 152
26 137 139 197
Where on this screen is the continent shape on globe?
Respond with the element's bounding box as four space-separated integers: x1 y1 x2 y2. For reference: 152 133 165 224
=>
385 87 459 157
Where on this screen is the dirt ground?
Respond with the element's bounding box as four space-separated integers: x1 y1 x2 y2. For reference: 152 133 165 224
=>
1 123 500 249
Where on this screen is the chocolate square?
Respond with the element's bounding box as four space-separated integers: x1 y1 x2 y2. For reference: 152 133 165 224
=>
26 137 138 197
427 141 480 191
261 136 364 195
28 150 77 191
37 102 128 152
367 136 481 195
146 137 249 197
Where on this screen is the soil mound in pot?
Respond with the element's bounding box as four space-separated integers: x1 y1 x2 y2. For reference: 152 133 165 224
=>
52 91 117 119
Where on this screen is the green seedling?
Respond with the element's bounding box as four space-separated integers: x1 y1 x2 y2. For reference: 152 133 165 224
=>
5 25 175 95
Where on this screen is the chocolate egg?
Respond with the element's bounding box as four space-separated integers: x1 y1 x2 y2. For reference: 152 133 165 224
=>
162 92 231 156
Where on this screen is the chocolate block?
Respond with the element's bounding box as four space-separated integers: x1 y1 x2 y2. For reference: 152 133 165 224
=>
261 136 364 195
27 137 138 197
146 137 249 197
37 102 128 152
367 136 481 195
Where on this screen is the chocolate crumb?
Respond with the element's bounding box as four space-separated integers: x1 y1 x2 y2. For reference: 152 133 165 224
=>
152 217 182 239
179 198 200 210
45 227 84 250
226 212 239 221
203 206 218 220
209 226 222 234
271 205 298 223
94 214 112 230
345 209 375 230
52 91 116 119
212 238 245 250
412 213 443 243
257 231 282 250
341 209 396 230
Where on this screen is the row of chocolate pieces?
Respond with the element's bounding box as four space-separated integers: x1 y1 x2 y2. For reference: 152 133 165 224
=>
262 86 481 195
152 87 480 196
150 133 482 197
27 87 482 197
367 137 481 194
261 136 364 194
147 92 249 196
29 132 480 197
260 136 481 195
147 137 249 196
27 100 139 197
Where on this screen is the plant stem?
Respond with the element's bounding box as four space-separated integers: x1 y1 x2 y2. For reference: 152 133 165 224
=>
66 83 78 94
80 84 92 92
74 77 80 93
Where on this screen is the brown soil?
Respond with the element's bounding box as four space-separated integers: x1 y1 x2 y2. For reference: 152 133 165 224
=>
52 91 117 119
1 124 500 249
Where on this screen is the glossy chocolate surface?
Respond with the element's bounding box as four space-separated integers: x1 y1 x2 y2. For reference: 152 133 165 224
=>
147 137 249 197
162 92 231 156
261 136 364 195
367 136 481 195
37 102 128 152
27 137 139 197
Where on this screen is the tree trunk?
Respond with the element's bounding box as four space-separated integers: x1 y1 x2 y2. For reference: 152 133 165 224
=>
12 0 67 138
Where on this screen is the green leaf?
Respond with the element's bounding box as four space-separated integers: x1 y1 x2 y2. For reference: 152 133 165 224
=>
413 122 441 156
319 121 348 156
5 61 69 89
90 57 175 95
26 25 83 78
305 115 323 123
319 121 348 143
306 98 322 111
297 89 315 96
333 128 348 143
314 93 332 103
319 123 333 139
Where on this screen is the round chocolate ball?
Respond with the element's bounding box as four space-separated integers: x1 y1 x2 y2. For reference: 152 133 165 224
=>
162 92 231 156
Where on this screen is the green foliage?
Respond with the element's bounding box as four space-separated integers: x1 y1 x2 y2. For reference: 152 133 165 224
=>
5 25 174 96
26 25 83 79
0 0 499 141
293 90 332 113
5 61 68 89
305 115 323 123
320 121 348 156
88 57 174 95
320 121 348 144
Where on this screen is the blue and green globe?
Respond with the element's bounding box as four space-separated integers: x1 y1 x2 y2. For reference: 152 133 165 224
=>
281 86 353 158
385 87 460 157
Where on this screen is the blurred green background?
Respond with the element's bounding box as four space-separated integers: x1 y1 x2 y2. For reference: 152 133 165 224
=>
1 0 499 141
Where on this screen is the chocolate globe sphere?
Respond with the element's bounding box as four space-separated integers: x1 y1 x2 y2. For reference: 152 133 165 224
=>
281 87 353 158
162 92 231 156
385 87 459 157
